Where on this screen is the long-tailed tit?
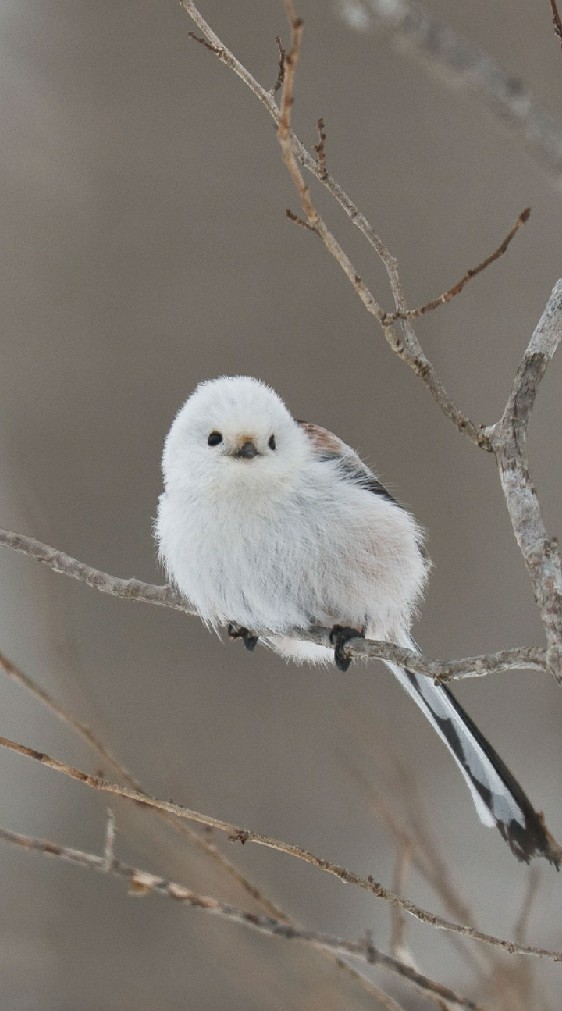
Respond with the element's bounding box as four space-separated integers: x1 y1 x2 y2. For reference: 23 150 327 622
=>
156 375 560 866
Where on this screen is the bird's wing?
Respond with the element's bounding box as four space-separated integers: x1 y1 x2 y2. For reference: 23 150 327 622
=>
296 421 398 505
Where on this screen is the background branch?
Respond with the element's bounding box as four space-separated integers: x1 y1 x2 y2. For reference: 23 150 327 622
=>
0 730 560 964
337 0 562 184
0 826 485 1011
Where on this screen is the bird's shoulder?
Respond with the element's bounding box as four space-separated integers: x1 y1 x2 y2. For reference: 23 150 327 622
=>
296 420 398 506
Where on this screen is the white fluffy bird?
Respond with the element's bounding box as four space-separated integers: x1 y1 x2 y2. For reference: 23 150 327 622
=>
156 375 560 866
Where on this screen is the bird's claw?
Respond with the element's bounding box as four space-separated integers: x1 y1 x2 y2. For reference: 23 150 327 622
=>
227 623 259 652
329 625 364 672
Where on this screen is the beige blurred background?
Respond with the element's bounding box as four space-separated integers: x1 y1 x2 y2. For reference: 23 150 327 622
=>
1 1 561 1008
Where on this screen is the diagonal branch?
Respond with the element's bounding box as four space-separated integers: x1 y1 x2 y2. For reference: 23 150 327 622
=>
0 648 290 921
180 0 490 449
0 825 486 1011
0 527 189 612
0 731 561 963
382 209 530 325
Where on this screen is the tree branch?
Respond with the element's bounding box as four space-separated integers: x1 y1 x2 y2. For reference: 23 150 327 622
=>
549 0 562 46
0 648 291 922
180 0 490 450
487 279 562 681
0 825 486 1011
0 528 547 679
0 527 189 612
0 731 560 963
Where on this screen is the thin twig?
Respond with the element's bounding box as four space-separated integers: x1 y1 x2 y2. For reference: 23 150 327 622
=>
1 731 560 963
382 209 530 324
273 35 286 93
187 31 221 55
0 826 486 1011
315 116 327 179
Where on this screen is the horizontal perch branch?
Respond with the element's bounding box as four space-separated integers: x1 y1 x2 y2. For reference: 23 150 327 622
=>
0 527 546 681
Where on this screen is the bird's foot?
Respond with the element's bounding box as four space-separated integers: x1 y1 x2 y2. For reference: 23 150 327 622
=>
227 622 258 652
329 625 364 672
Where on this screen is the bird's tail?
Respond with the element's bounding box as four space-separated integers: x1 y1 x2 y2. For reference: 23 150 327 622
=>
386 652 561 866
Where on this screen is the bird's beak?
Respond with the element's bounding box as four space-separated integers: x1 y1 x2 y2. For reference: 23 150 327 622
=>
233 439 259 460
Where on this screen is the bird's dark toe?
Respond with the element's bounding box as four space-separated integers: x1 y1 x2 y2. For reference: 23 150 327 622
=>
329 625 364 672
228 623 258 652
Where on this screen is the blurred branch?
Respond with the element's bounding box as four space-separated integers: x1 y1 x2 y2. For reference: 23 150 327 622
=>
1 730 561 964
336 0 562 183
0 649 392 1005
0 826 485 1011
0 648 288 921
0 542 547 679
486 279 562 682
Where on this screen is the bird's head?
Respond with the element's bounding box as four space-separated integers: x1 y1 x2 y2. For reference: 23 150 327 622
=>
162 376 309 496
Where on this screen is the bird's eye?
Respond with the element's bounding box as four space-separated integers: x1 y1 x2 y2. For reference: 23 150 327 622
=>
208 431 223 446
268 434 276 451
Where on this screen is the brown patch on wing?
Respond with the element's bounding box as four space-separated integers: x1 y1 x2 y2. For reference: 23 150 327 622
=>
296 420 346 458
297 420 400 507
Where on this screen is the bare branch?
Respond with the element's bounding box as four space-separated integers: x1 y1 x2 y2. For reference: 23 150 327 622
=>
187 31 221 55
0 527 189 613
1 731 561 963
179 1 490 450
337 0 562 182
314 116 328 179
0 534 548 680
549 0 562 46
383 209 530 324
0 647 291 922
0 528 548 679
488 280 562 681
0 826 486 1011
273 35 286 94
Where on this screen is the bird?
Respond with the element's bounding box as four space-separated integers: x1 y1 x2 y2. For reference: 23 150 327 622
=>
156 374 561 866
